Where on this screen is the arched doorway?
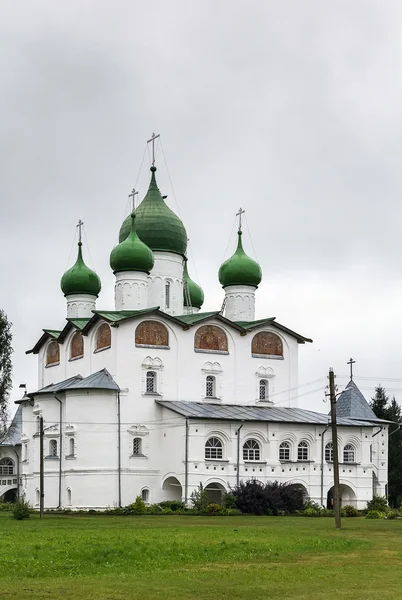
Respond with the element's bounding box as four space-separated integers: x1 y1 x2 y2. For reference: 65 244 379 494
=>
162 476 183 501
205 482 226 504
327 484 357 509
2 488 17 503
287 483 309 504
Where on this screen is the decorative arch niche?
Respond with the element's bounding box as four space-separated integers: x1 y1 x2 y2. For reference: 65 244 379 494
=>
194 325 228 354
95 323 111 351
135 321 169 348
70 332 84 359
252 331 283 358
46 341 60 366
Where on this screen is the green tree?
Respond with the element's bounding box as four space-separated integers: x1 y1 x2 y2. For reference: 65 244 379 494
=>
0 310 13 438
371 386 402 507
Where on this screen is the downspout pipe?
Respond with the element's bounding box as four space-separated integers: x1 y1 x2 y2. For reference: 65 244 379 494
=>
320 425 329 507
54 393 63 509
12 445 21 501
236 422 244 487
117 392 121 508
184 417 189 504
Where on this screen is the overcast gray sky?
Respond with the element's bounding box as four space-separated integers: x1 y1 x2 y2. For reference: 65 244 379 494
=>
2 0 402 417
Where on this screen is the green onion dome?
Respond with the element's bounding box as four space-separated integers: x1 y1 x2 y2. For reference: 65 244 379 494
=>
119 166 187 257
183 259 204 309
218 230 262 288
110 212 154 274
61 243 101 297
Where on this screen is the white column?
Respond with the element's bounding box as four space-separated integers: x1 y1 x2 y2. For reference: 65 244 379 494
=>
223 285 256 321
114 271 148 310
147 252 184 315
66 294 97 318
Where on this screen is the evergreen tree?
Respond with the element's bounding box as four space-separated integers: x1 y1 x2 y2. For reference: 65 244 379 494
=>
0 310 13 438
370 385 389 419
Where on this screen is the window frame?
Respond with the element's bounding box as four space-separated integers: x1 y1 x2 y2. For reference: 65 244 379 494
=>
297 441 309 461
70 331 84 361
243 439 261 461
0 458 14 475
325 442 333 462
133 437 142 456
343 443 356 463
279 441 290 461
165 281 171 309
145 370 157 394
49 439 58 458
205 436 224 460
205 375 216 398
141 488 150 503
259 378 269 401
94 322 112 353
46 340 60 367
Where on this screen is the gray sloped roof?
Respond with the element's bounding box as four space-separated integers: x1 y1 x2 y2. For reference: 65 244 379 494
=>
31 369 119 395
156 400 379 427
1 405 22 445
335 380 386 422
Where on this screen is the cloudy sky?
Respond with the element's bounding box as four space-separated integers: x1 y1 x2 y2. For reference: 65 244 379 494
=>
1 0 402 417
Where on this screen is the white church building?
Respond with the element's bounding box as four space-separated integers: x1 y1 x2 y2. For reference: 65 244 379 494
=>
0 157 390 510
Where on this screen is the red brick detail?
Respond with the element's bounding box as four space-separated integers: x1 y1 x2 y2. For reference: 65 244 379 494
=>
70 332 84 358
96 323 111 350
46 341 60 365
252 332 283 356
135 321 169 347
194 325 228 352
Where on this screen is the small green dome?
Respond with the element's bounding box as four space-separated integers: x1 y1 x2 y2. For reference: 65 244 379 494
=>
119 166 187 257
183 260 204 309
218 231 262 288
61 243 101 297
110 212 154 274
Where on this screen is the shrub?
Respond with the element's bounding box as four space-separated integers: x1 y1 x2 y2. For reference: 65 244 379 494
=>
0 502 12 512
231 480 305 515
147 503 163 515
12 499 30 520
158 500 186 512
131 496 147 514
367 496 389 514
303 506 321 517
190 483 209 511
365 510 383 519
320 508 334 517
386 509 401 520
206 503 222 515
222 493 237 509
340 505 359 517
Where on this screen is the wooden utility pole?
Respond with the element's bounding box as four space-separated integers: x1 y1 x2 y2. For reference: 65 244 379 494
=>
39 416 44 518
329 368 341 529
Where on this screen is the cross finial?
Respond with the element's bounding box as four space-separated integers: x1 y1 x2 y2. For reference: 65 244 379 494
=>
147 132 161 166
236 207 245 232
129 188 138 211
347 357 356 380
76 219 84 243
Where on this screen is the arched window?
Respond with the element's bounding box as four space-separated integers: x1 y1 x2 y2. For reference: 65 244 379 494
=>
165 281 171 309
135 321 169 348
279 441 290 461
343 444 355 463
0 458 14 475
194 325 228 353
205 437 223 460
70 332 84 359
252 332 283 358
35 488 40 506
205 375 216 398
141 488 149 503
46 341 60 366
259 379 269 400
95 323 111 351
49 439 58 457
325 442 333 462
297 441 309 461
69 438 75 457
66 488 72 506
146 371 157 394
243 439 261 461
133 438 142 456
23 443 28 461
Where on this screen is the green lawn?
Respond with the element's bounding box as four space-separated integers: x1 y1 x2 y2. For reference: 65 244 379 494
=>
0 513 401 599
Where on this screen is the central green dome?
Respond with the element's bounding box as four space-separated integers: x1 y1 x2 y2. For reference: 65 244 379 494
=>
119 166 187 257
218 230 262 288
183 259 204 309
110 212 154 274
61 242 101 297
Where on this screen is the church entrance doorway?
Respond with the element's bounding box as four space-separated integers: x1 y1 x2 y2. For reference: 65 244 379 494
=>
162 476 183 502
2 488 17 503
205 482 226 504
327 484 357 509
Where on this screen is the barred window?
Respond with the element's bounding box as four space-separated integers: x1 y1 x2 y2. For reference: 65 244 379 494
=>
0 458 14 475
133 438 142 456
297 441 309 461
279 441 290 461
343 444 355 463
205 375 216 398
146 371 157 393
36 416 41 433
243 439 261 461
205 437 223 460
325 442 333 462
259 379 269 400
49 439 58 457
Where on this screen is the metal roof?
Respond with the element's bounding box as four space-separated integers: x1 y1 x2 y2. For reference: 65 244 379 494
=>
30 369 120 395
156 400 379 427
336 380 387 423
0 405 22 445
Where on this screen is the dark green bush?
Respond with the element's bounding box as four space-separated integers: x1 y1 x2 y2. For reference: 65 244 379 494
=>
232 480 305 515
190 483 209 511
303 506 321 517
340 505 359 517
0 502 12 512
158 500 186 512
206 503 222 515
367 496 389 514
386 509 401 520
12 500 30 520
222 493 237 509
365 510 383 519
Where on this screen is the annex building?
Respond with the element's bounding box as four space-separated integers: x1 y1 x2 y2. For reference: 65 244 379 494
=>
0 156 389 510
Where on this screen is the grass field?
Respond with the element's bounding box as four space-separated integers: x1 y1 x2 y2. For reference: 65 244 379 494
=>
0 513 402 599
